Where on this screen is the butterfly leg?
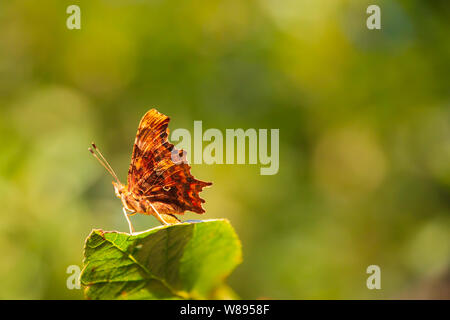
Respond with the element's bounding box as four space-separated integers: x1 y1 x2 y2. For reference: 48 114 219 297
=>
148 202 175 225
122 207 135 234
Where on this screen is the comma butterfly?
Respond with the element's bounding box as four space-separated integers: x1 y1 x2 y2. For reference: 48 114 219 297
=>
89 108 212 233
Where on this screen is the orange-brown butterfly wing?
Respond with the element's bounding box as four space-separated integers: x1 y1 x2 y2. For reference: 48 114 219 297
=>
127 108 211 215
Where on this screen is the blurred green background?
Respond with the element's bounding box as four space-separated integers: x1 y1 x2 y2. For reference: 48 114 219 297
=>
0 0 449 299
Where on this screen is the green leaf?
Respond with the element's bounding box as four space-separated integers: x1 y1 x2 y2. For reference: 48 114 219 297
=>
80 219 242 300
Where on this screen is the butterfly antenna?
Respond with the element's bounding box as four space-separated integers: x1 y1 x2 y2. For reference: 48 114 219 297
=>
89 143 121 183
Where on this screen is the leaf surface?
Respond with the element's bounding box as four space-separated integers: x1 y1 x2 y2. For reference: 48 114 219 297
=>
80 219 242 300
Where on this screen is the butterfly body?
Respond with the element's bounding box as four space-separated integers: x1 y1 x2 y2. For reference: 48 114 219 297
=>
90 108 211 231
113 182 184 224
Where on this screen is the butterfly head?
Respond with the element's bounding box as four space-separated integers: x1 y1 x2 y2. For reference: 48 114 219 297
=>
112 181 141 214
112 181 126 198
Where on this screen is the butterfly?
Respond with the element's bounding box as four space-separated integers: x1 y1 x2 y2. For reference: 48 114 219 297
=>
89 108 212 233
